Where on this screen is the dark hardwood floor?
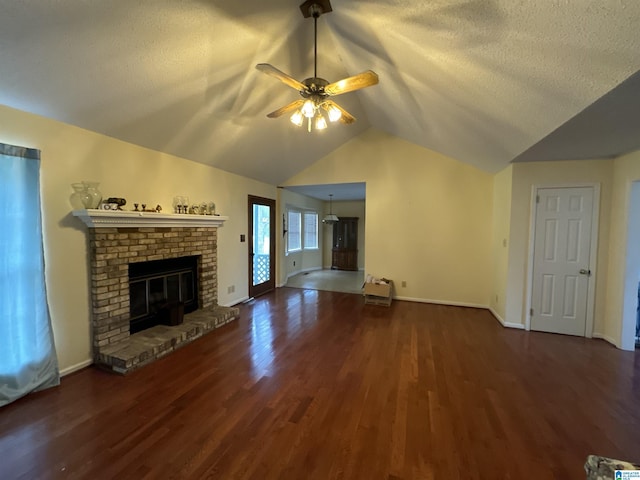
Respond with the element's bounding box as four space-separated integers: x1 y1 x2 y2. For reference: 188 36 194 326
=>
1 288 639 479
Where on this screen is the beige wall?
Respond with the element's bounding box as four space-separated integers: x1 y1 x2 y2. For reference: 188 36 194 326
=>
284 128 494 307
279 189 324 284
0 104 276 374
490 165 513 322
6 98 637 375
323 200 366 270
505 160 613 337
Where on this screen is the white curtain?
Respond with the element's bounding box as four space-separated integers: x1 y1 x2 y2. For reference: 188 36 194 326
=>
0 143 59 407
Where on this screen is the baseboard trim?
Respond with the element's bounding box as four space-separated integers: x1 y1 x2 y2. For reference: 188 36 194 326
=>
487 307 526 329
592 332 619 348
504 322 526 329
489 307 505 326
60 359 93 377
393 296 487 310
223 296 250 307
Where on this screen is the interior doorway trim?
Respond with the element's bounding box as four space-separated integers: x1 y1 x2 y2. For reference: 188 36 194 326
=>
524 183 601 336
620 180 640 351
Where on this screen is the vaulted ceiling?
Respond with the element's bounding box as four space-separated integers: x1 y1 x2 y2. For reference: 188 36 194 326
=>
1 1 639 186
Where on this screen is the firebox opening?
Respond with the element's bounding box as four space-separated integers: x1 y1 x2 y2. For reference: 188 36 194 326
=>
129 256 199 334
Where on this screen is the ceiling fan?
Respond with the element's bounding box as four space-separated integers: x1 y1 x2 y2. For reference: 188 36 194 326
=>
256 0 379 132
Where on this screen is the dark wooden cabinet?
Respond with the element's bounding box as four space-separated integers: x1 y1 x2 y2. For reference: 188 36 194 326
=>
331 217 358 271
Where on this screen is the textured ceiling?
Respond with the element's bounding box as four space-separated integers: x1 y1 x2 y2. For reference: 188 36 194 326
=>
0 1 639 186
513 70 640 163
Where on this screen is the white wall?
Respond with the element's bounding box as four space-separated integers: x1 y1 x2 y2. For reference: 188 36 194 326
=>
0 104 276 374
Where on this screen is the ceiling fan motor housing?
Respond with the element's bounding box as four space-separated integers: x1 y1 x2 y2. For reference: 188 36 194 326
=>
300 0 332 18
301 77 329 97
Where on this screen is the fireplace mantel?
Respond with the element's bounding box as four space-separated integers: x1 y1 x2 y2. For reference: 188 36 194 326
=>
72 209 229 228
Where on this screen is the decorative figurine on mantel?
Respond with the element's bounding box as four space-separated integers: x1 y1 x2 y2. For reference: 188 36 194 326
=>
132 203 162 212
173 196 189 214
106 197 126 210
170 196 217 215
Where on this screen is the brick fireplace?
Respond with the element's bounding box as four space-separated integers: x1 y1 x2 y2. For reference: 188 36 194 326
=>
73 210 239 373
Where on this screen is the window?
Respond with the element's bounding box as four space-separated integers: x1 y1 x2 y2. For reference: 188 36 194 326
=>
0 143 59 406
287 210 301 252
287 208 319 254
303 212 318 249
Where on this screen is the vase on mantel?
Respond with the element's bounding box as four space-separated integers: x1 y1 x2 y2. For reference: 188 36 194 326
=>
69 183 90 210
82 181 102 208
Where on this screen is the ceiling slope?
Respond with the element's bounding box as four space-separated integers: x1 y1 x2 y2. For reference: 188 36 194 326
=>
0 1 638 185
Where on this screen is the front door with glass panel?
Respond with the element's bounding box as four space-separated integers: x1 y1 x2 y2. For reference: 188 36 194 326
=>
248 195 276 298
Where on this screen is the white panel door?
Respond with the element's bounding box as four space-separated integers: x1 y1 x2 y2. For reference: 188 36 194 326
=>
530 187 594 336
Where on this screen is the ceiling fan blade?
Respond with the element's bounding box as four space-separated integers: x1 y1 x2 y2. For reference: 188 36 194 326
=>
324 70 379 96
266 99 305 119
325 100 356 124
256 63 307 92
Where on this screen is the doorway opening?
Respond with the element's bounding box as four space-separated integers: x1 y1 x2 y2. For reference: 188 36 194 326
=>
622 181 640 350
281 183 366 294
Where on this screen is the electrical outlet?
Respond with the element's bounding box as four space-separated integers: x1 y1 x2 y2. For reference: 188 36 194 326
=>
401 280 407 288
227 285 235 294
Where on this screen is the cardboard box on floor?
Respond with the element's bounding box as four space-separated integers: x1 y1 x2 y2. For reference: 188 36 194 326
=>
363 278 393 306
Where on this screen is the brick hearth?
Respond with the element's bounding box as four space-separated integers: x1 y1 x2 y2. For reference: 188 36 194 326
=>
83 223 238 373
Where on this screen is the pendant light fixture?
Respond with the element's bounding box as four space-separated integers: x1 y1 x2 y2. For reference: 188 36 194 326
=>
322 194 339 224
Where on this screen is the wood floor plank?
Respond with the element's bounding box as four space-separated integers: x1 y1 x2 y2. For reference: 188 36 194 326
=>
1 288 639 479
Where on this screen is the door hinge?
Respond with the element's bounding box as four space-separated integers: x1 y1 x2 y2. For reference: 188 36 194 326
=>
530 308 534 316
536 195 540 204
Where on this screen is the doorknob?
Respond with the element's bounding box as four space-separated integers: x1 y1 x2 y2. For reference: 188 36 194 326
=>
579 268 591 276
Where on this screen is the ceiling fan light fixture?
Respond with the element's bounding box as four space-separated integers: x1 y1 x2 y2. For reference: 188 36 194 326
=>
301 99 316 118
315 113 327 130
325 104 342 122
290 110 304 126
